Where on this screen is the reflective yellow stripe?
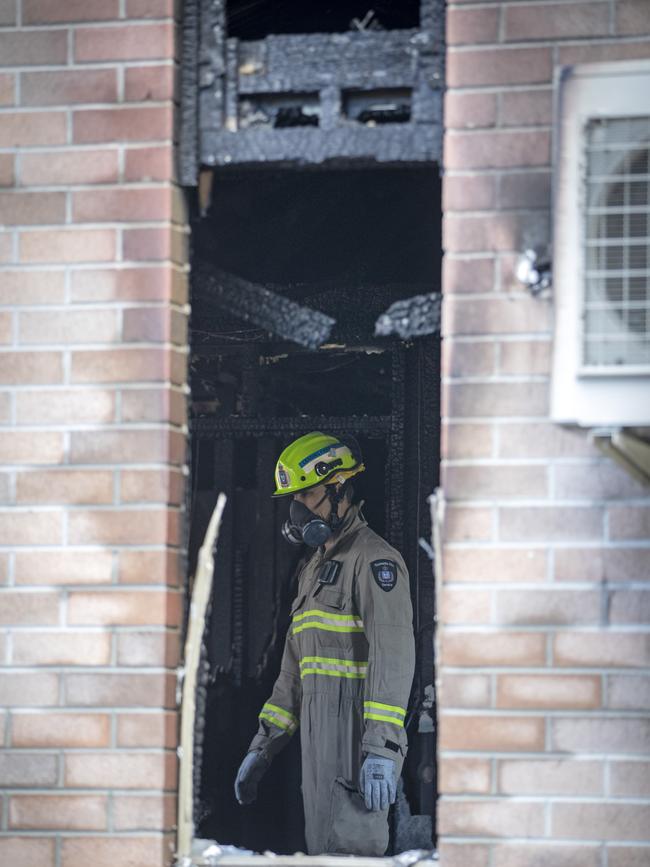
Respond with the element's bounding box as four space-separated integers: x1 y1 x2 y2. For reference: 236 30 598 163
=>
363 712 405 727
262 702 298 726
300 667 366 680
293 622 364 636
259 711 296 733
293 608 362 623
300 656 368 668
364 700 406 718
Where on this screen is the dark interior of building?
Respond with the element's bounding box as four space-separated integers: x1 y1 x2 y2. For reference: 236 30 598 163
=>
187 162 441 853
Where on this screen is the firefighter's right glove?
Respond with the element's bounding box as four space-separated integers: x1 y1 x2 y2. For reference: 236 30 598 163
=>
234 751 270 805
359 754 397 812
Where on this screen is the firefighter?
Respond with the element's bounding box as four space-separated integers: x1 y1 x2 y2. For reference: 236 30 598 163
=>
234 432 416 856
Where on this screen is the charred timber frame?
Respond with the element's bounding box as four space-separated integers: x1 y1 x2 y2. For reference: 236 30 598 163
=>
179 0 445 183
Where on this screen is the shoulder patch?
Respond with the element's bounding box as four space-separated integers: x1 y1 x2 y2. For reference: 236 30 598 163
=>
370 559 397 592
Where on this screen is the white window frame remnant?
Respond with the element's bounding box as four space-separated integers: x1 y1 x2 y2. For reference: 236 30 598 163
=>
551 59 650 426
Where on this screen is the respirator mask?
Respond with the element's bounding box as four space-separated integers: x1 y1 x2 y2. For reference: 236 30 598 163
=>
282 488 343 548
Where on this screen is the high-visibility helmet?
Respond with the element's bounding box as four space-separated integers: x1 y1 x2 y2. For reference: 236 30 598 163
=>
273 431 364 498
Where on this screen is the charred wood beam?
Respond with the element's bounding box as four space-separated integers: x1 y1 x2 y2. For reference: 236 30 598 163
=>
191 415 392 437
194 264 335 350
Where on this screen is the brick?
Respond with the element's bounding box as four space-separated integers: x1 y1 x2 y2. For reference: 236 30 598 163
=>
121 468 184 505
20 229 116 264
0 431 64 466
0 838 55 867
447 6 499 45
500 506 602 542
70 348 172 383
607 675 650 711
442 508 493 543
123 305 187 344
496 589 601 626
608 505 650 541
116 630 179 667
22 309 119 345
608 848 650 867
21 150 119 187
116 711 177 746
555 548 650 583
504 2 609 41
554 463 648 501
0 510 62 545
74 107 173 144
12 712 110 747
10 794 107 830
1 671 59 707
65 750 176 788
0 230 14 263
16 389 116 425
498 759 602 797
0 152 14 184
68 508 179 546
442 631 546 667
617 0 650 36
439 799 545 838
118 549 180 585
497 674 601 710
440 673 491 707
0 71 15 104
122 387 186 426
16 549 113 586
447 47 552 88
492 844 601 867
559 39 650 65
0 270 65 305
444 92 497 131
555 632 649 669
443 174 496 211
125 64 175 102
553 717 650 754
438 843 489 867
609 590 650 625
439 757 491 794
0 752 58 786
75 22 174 62
61 837 166 867
442 422 494 460
124 145 174 182
610 761 650 797
498 422 594 458
127 0 177 17
499 339 551 375
13 632 111 666
498 172 551 211
113 794 175 831
501 90 553 128
0 313 12 344
443 340 495 377
444 464 547 500
0 31 67 67
552 803 650 841
440 714 545 751
0 591 59 625
0 351 63 385
71 266 174 302
442 256 495 294
23 0 120 23
69 429 172 464
447 381 549 417
0 0 15 23
64 672 175 707
73 187 171 223
446 130 551 171
21 69 118 108
444 212 550 254
123 225 188 263
0 191 66 226
68 590 179 626
443 547 547 583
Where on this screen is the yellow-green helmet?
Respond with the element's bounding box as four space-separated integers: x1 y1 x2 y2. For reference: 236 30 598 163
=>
273 432 364 497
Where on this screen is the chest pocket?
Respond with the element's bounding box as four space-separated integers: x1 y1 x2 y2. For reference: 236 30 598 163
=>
317 588 346 610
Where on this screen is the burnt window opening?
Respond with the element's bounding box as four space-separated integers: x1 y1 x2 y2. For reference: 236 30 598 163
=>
344 89 412 125
188 163 441 855
226 0 420 41
239 93 321 130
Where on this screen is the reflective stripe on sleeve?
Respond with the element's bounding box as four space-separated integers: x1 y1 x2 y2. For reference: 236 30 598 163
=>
259 702 298 734
363 700 406 727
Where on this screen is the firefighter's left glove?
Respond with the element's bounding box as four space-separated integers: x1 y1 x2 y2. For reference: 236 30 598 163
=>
234 750 270 805
359 754 397 811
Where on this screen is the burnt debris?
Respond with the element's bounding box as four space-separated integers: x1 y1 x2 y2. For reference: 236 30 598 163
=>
375 292 442 340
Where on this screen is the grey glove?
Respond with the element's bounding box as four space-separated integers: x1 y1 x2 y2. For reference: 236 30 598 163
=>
359 753 397 811
234 750 270 805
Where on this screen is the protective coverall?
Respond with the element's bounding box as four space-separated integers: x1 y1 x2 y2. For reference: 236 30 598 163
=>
247 504 416 855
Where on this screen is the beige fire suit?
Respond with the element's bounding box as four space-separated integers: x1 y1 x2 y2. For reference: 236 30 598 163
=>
248 504 416 855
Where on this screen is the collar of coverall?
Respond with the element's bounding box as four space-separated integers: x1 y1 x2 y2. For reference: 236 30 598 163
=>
316 500 368 562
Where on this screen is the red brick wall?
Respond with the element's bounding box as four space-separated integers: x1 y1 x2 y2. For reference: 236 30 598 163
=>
440 1 650 864
0 2 185 865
